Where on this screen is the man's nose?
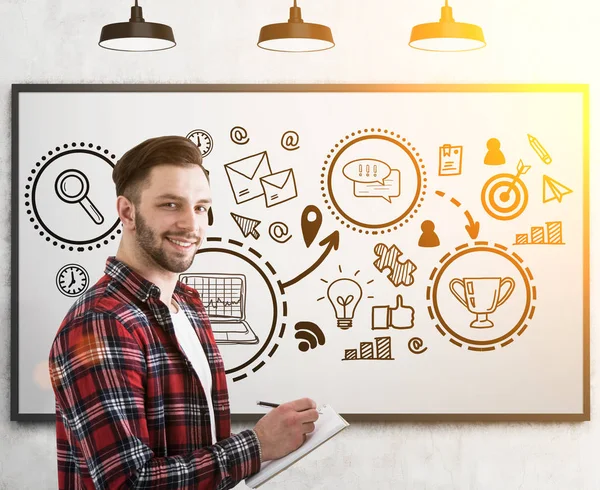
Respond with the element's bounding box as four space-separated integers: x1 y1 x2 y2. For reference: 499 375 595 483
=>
177 206 200 232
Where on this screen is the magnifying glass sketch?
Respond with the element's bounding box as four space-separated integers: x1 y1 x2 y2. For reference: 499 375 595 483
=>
54 169 105 225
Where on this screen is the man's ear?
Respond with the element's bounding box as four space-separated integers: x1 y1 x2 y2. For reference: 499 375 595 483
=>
116 195 136 231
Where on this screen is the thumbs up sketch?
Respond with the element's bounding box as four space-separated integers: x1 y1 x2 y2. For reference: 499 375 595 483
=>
371 295 415 330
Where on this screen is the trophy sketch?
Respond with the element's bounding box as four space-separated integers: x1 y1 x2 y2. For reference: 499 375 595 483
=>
449 277 515 328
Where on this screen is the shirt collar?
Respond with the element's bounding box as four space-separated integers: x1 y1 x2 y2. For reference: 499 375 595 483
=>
104 256 200 303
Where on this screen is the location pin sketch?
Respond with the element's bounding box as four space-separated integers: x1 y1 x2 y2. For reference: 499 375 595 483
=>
301 205 322 248
54 169 104 225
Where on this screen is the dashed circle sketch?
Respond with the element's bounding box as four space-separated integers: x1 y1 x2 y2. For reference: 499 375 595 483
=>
322 128 427 234
190 238 287 381
427 242 536 351
25 143 121 251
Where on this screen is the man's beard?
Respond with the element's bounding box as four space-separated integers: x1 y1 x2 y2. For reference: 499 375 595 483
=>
134 212 198 273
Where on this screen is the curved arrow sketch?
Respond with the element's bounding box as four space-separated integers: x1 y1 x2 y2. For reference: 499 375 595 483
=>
281 231 340 290
435 190 481 240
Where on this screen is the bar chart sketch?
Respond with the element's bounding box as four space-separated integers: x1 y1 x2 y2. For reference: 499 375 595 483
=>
514 221 565 245
342 336 394 361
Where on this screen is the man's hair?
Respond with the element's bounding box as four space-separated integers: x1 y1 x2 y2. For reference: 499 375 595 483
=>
112 135 209 204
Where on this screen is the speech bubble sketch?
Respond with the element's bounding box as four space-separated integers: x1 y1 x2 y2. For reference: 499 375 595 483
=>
353 169 401 202
322 128 426 233
342 158 391 184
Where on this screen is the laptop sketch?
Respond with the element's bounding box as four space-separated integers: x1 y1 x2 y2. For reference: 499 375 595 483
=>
179 273 259 345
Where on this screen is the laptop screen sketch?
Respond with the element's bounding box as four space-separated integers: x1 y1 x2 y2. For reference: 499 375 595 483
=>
179 273 259 345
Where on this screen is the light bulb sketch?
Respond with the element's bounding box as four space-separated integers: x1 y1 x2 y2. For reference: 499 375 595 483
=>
327 278 363 329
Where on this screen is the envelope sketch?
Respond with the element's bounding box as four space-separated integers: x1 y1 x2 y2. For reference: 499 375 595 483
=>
260 169 298 207
225 151 273 204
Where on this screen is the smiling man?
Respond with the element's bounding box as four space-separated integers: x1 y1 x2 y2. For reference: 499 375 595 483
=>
48 135 318 489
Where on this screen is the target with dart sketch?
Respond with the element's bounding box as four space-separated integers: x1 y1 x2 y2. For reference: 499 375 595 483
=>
481 160 531 221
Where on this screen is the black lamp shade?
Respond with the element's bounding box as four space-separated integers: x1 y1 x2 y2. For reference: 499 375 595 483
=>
99 4 175 52
99 21 175 52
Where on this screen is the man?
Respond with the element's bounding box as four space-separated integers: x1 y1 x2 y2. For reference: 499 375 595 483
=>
49 135 319 489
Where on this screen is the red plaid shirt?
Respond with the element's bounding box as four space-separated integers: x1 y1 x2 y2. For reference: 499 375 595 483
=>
49 257 261 489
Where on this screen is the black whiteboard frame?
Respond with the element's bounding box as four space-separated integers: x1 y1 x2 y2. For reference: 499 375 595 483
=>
11 83 590 422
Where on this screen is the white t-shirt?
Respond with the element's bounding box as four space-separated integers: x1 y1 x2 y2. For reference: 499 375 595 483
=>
170 304 217 444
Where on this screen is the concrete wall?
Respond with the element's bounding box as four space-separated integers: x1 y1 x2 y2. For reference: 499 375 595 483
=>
1 0 598 488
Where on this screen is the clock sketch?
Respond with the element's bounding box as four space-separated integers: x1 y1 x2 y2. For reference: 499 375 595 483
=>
56 264 90 297
186 129 214 157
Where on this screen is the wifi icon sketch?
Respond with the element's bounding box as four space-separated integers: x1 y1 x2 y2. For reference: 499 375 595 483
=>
294 321 326 352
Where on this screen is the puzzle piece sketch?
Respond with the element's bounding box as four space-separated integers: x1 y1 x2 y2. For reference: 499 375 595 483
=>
373 243 417 287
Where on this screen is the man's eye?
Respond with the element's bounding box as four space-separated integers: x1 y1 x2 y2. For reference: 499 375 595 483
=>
163 203 176 208
197 206 208 212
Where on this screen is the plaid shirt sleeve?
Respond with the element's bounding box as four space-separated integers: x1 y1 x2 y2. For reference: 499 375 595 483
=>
49 309 260 490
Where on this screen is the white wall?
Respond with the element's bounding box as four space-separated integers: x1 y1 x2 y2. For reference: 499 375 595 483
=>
1 0 598 488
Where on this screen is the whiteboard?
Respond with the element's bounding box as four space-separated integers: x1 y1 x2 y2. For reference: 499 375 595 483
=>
11 84 589 421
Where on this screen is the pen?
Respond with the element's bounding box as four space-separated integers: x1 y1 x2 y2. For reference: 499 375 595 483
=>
527 134 552 165
256 400 280 408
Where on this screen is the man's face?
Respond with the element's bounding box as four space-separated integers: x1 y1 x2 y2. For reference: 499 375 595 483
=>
133 164 211 274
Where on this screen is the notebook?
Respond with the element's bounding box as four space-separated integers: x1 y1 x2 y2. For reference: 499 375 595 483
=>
245 405 349 488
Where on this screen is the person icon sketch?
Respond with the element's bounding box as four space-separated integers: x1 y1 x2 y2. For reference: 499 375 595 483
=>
484 137 506 165
418 220 440 247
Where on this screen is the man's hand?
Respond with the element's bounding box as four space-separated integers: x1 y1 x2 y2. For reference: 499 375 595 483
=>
253 398 319 462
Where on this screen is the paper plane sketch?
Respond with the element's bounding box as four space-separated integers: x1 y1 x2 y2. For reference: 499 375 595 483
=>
543 175 573 203
342 336 394 361
231 212 261 239
439 144 463 175
373 243 417 287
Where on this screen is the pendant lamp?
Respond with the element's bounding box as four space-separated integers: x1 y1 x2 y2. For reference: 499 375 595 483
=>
258 0 334 52
99 1 176 52
409 1 485 52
